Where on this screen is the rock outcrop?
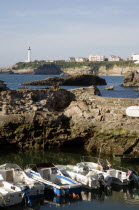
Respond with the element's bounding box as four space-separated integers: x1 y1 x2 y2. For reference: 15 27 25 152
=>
0 68 13 74
22 75 107 86
122 70 139 87
104 86 114 90
0 80 9 91
0 84 139 156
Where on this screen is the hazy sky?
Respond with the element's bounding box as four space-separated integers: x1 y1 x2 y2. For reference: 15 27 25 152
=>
0 0 139 67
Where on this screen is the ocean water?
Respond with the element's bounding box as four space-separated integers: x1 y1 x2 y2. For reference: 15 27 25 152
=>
0 74 139 98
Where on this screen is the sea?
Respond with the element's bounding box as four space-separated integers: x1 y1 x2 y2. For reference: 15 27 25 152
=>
0 74 139 210
0 74 139 98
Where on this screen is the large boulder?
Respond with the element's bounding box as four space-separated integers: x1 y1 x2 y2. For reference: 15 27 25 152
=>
0 80 9 91
22 74 107 86
104 85 114 90
70 86 101 101
122 71 139 87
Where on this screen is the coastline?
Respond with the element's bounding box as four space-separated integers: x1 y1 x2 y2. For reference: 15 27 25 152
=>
1 61 139 76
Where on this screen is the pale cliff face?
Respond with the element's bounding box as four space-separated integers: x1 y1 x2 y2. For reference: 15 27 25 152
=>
2 63 139 76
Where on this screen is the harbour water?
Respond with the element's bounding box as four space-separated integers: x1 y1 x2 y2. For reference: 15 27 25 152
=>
0 74 139 209
0 74 139 98
0 150 139 210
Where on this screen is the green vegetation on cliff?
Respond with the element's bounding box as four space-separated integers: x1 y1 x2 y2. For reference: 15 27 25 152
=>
14 61 58 70
14 60 139 71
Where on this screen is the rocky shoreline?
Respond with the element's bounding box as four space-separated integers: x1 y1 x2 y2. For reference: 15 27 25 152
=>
0 80 139 156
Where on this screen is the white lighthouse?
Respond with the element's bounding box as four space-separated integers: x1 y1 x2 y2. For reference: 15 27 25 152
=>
26 47 31 62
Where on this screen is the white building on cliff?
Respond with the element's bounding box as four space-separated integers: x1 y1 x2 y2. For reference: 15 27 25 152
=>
89 55 105 61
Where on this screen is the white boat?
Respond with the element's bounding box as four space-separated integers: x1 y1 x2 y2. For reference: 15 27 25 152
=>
0 163 45 197
0 174 24 207
79 157 131 186
56 164 112 190
25 163 82 196
126 106 139 117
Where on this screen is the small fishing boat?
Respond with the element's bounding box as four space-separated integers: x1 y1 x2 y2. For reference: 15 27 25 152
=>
25 163 82 197
0 174 24 207
0 163 45 198
79 157 139 186
56 164 112 190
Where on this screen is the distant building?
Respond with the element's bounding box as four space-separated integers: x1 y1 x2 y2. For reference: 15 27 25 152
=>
132 54 139 61
125 56 133 61
108 55 122 61
69 57 76 62
76 57 89 62
46 60 55 62
89 55 105 61
46 60 65 63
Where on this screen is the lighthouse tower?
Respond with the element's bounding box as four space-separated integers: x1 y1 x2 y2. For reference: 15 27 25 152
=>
27 47 31 62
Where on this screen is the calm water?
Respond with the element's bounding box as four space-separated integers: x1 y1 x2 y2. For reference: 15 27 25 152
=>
0 74 139 98
0 150 139 210
0 74 139 209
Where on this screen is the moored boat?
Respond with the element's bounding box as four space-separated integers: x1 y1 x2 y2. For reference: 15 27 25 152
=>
0 163 45 198
0 174 24 207
25 163 82 197
56 164 112 190
79 157 139 186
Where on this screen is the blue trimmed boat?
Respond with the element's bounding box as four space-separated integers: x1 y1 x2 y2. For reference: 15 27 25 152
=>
25 163 82 197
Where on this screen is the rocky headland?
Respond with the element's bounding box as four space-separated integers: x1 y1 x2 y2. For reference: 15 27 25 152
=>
121 70 139 87
22 75 107 86
0 80 139 156
1 61 139 76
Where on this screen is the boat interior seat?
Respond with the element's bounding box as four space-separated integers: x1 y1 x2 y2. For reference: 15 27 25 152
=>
40 169 51 180
6 170 14 182
0 169 14 182
0 182 4 187
39 168 62 184
14 171 24 183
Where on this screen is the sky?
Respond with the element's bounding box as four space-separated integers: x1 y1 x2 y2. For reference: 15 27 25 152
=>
0 0 139 67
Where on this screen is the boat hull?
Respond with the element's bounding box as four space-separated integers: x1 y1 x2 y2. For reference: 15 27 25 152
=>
0 191 24 207
25 169 82 197
53 187 82 196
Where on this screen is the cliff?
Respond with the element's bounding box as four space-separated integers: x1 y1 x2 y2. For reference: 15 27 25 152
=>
2 61 139 76
0 84 139 155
